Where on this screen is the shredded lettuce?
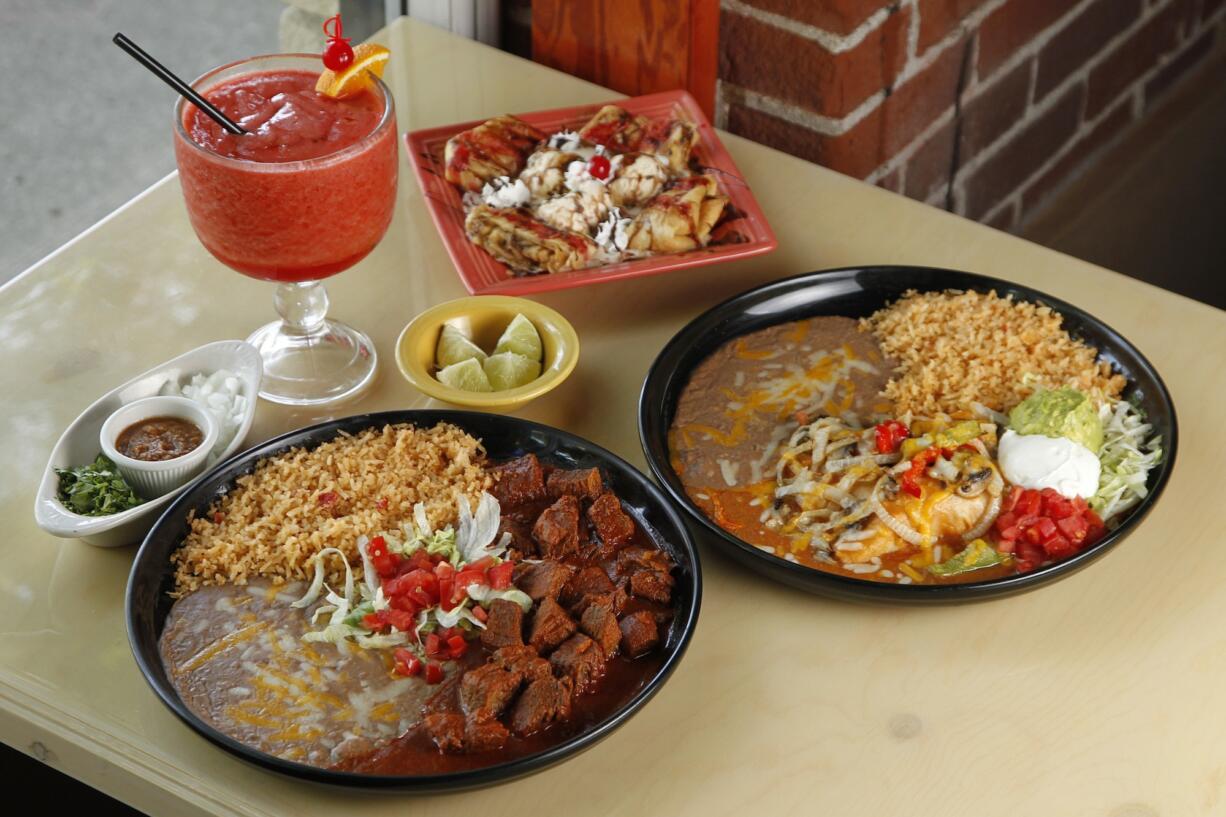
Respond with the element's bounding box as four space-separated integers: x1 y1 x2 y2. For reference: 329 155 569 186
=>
455 493 507 563
1091 400 1162 520
465 584 533 612
434 600 487 630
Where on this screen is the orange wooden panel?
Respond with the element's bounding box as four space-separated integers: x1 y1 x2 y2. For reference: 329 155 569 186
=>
532 0 718 119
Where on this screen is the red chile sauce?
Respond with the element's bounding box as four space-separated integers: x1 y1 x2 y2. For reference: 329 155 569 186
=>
116 416 204 462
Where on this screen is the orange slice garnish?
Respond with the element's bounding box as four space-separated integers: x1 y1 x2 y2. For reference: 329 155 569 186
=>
316 43 390 98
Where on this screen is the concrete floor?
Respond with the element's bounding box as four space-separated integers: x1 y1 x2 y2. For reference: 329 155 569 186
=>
0 0 282 281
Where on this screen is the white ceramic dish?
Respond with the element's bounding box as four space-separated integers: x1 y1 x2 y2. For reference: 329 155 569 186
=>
34 341 262 548
100 396 220 498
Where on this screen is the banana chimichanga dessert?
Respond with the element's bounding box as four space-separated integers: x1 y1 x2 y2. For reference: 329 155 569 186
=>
623 175 728 254
444 104 730 275
465 205 598 274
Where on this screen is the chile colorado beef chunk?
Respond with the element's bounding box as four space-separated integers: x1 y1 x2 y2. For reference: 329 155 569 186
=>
546 467 604 500
498 516 536 559
424 712 466 753
510 676 574 736
532 494 582 557
490 454 548 507
514 560 575 602
587 492 635 547
618 610 660 657
579 596 622 655
460 663 522 722
561 566 625 614
550 633 607 692
630 569 675 605
528 596 577 653
479 598 524 649
464 717 511 753
491 645 553 683
617 546 676 604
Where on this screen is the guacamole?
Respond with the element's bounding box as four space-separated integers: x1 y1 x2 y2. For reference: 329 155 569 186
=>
1008 388 1103 453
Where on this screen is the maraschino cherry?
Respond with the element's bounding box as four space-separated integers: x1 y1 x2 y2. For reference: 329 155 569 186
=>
322 15 354 71
589 147 611 180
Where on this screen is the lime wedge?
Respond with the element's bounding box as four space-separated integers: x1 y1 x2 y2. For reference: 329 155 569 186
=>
436 324 487 368
483 352 542 391
493 314 543 361
436 358 494 392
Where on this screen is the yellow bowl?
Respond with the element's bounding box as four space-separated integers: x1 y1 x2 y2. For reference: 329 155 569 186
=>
395 296 580 411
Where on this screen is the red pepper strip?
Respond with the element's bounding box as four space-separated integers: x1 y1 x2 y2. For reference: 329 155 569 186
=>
900 448 940 498
874 420 910 455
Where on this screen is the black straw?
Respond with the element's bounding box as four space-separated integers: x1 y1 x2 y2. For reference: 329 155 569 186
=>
113 32 247 135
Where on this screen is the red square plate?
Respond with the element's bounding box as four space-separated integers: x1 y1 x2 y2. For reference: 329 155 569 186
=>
405 90 778 296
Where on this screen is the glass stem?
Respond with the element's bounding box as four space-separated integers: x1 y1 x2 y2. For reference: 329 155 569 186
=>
274 281 329 336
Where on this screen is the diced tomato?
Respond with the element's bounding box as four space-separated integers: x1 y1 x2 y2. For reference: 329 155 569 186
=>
467 556 497 573
455 568 486 594
317 491 339 506
446 634 468 659
993 487 1107 571
388 593 420 614
1042 533 1076 559
367 535 401 578
424 663 445 684
1084 511 1106 544
376 497 389 511
424 633 447 661
471 605 489 623
433 560 455 579
488 561 514 590
384 609 416 632
1014 539 1046 573
386 569 439 607
437 576 456 611
363 613 385 631
393 649 422 677
1016 490 1042 517
1056 515 1088 543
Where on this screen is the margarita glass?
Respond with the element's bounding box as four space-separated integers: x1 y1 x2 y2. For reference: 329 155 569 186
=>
174 54 398 405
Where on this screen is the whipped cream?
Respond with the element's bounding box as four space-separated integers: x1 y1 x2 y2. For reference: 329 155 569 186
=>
594 207 632 253
480 176 531 209
547 130 583 151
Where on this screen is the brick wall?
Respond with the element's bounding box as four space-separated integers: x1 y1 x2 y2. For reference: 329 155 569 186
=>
717 0 1226 230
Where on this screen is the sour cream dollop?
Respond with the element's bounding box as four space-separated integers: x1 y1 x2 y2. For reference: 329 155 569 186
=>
997 429 1101 499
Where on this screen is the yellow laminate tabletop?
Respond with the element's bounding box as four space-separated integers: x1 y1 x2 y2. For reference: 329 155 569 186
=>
3 16 1223 817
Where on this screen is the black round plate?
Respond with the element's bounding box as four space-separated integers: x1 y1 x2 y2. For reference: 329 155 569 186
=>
638 266 1177 603
127 410 701 790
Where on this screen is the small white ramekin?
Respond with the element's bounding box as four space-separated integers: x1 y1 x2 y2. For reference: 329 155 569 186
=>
99 396 219 499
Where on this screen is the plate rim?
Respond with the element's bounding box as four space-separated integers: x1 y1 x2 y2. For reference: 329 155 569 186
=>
126 409 702 790
637 265 1179 603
